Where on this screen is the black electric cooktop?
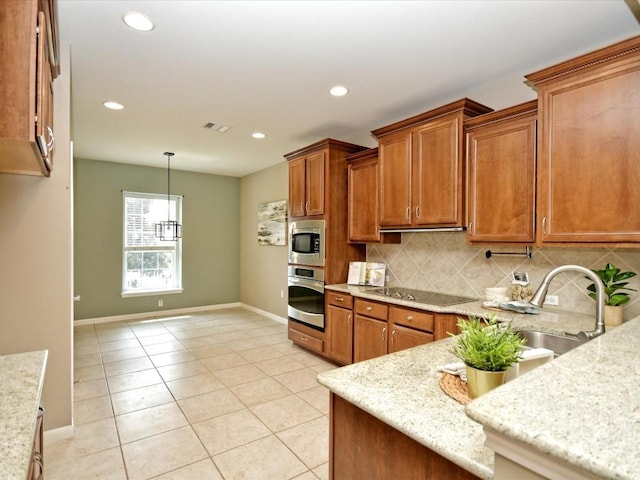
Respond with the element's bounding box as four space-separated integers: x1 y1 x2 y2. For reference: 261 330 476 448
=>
370 287 477 307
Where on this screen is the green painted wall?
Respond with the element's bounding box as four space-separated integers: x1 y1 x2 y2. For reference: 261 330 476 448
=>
74 158 240 320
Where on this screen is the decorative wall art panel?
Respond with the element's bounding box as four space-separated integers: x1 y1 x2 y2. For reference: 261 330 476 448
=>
258 199 287 246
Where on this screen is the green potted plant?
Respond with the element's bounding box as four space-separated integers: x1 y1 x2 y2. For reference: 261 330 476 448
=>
451 315 525 399
587 263 637 326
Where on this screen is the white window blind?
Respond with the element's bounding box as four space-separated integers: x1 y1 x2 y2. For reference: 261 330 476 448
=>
122 191 182 296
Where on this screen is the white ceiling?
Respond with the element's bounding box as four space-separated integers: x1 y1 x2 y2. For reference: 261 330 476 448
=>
57 1 639 177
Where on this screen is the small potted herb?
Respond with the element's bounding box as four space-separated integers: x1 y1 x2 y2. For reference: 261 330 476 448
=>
587 263 637 326
451 315 525 398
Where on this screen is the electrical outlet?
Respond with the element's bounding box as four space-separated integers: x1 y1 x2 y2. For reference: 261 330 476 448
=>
158 299 163 307
544 295 559 306
280 290 284 298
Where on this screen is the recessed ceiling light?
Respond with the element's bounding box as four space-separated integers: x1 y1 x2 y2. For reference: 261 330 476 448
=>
123 12 154 32
329 85 349 97
252 132 266 139
103 101 124 110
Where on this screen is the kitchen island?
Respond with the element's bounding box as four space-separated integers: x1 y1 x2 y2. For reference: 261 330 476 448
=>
318 285 640 479
317 337 493 479
0 350 48 480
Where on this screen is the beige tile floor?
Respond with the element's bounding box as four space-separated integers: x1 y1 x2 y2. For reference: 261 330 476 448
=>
47 307 335 480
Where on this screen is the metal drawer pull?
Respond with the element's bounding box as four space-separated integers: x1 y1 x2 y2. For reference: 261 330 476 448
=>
301 335 308 341
366 306 372 311
391 330 396 344
407 315 413 321
347 314 352 325
542 216 547 234
335 296 344 302
415 206 420 218
406 206 410 219
382 327 387 342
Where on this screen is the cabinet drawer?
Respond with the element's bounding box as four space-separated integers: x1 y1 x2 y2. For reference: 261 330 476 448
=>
354 298 388 320
327 292 353 309
389 306 434 332
288 327 324 353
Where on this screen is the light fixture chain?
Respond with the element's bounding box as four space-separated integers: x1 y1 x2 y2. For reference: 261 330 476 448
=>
164 151 174 220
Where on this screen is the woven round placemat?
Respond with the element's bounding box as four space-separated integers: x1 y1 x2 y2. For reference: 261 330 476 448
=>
439 373 471 405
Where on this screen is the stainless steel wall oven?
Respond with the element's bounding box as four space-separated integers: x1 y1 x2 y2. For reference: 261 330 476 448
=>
287 265 325 330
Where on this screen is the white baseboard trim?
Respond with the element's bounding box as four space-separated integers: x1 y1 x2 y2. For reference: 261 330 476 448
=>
44 424 75 446
74 302 243 326
240 303 287 325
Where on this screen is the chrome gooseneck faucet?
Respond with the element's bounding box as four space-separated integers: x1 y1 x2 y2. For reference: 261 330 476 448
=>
529 265 606 341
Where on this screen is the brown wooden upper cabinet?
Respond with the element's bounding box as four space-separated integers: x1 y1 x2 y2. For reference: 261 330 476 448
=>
372 99 493 230
286 139 366 219
465 101 537 244
346 148 400 244
526 35 640 246
0 0 59 176
288 152 325 217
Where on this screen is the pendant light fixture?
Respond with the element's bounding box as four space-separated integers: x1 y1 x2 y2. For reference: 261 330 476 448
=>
155 151 182 241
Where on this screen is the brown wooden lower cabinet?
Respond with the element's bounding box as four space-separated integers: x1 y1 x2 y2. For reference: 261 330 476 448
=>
389 322 434 353
435 313 462 341
354 314 387 362
330 393 479 480
325 304 353 365
288 320 324 354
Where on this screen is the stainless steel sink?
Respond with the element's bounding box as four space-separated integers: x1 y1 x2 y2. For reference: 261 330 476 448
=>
516 330 586 356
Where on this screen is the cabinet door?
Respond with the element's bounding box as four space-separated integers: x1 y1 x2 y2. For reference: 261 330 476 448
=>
467 115 536 243
348 156 381 242
413 116 462 226
379 131 412 226
354 314 387 362
389 323 434 353
305 151 325 216
538 64 640 243
326 305 353 365
36 12 54 172
289 157 307 217
434 313 462 341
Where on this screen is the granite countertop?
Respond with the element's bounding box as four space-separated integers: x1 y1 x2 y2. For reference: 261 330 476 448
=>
325 283 597 335
317 338 495 480
0 350 48 480
322 283 640 479
465 317 640 480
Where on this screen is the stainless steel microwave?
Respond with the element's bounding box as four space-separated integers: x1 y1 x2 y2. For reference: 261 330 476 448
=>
288 219 325 267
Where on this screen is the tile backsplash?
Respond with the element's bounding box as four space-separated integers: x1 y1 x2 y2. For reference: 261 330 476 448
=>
367 232 640 321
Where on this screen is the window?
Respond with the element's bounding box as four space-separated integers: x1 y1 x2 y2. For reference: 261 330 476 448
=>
122 191 182 296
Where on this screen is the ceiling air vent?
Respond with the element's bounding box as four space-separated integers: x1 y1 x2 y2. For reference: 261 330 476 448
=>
203 122 232 132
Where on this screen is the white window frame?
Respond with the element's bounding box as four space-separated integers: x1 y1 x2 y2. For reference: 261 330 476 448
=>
121 191 183 297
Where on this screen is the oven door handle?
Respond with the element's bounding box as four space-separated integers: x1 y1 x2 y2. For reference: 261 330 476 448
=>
288 276 324 293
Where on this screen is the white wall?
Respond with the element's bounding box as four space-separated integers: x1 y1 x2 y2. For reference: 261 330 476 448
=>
0 43 73 429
